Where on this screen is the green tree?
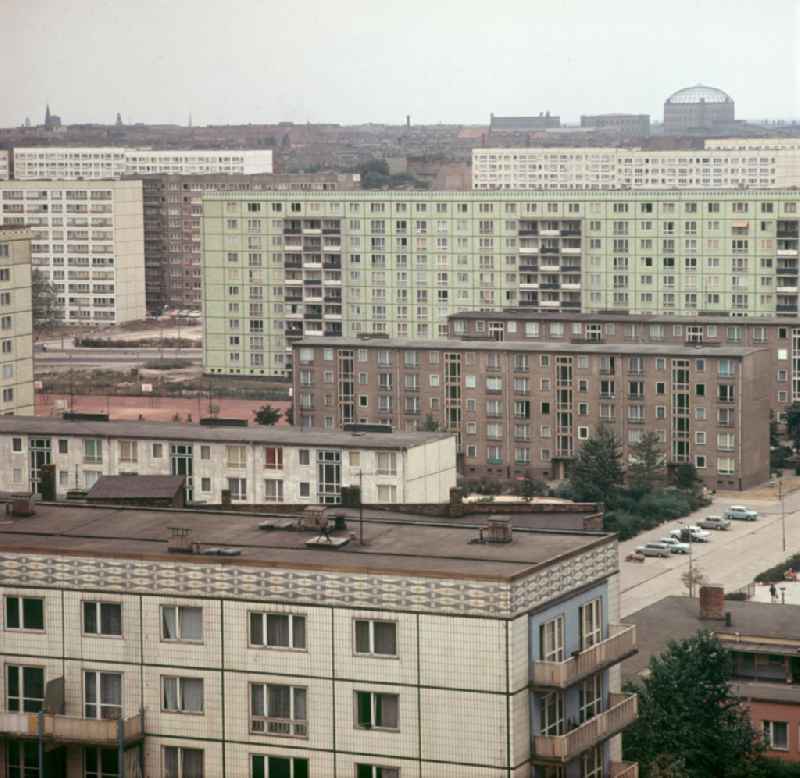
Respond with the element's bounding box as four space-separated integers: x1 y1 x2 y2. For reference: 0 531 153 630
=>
568 424 623 505
628 431 665 493
623 631 765 778
32 269 62 328
786 402 800 448
253 404 282 426
673 462 700 491
422 414 440 432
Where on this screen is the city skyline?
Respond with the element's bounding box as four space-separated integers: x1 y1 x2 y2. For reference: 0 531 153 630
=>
2 0 798 127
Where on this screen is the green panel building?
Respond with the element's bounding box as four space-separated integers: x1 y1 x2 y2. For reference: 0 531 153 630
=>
201 190 800 377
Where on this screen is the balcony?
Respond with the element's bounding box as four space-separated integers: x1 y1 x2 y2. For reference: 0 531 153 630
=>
0 710 144 747
610 761 639 778
532 693 638 763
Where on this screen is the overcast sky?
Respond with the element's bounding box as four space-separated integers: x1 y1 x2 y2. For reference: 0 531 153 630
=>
2 0 798 127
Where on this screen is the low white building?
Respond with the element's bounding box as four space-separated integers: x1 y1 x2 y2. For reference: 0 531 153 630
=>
11 147 273 179
0 179 145 324
0 500 638 778
0 150 9 181
0 417 457 505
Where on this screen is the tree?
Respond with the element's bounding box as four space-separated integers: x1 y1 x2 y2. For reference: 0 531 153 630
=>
32 269 61 328
253 404 282 426
285 406 294 425
628 431 665 493
568 424 623 505
680 564 707 596
422 414 440 432
623 631 765 778
786 402 800 447
673 462 700 491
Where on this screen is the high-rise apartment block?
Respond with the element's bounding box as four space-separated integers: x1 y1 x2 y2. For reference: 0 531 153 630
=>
0 500 638 778
0 227 34 415
0 180 145 324
292 336 770 491
143 173 360 313
0 150 10 181
201 190 800 377
472 146 800 190
11 147 273 180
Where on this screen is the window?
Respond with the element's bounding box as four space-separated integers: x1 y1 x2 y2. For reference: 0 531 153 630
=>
83 601 122 637
579 674 602 723
298 450 310 466
11 436 21 452
763 720 788 751
6 595 44 631
58 439 68 454
83 438 103 464
355 691 399 730
264 479 284 503
249 612 306 650
581 745 603 778
579 599 602 649
118 440 137 463
250 683 307 737
163 746 203 778
228 477 247 501
299 482 311 497
376 452 397 475
6 665 44 712
152 443 163 458
161 605 202 642
355 619 397 656
264 447 283 469
162 676 204 714
200 445 211 460
84 671 122 720
540 616 565 661
225 445 247 468
84 747 119 778
539 690 564 736
377 484 397 502
356 767 399 778
718 457 736 475
251 755 309 778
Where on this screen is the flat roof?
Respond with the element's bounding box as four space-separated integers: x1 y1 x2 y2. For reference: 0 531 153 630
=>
450 310 798 327
87 475 184 500
0 502 612 583
0 416 450 450
297 336 765 359
623 595 800 681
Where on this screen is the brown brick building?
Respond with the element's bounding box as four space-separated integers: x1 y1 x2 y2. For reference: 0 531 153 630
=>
449 310 800 418
292 336 771 491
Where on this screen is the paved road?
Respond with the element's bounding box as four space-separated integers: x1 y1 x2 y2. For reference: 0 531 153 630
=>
620 491 800 617
35 347 201 368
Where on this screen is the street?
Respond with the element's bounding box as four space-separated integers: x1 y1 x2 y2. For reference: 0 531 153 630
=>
35 347 201 369
620 489 800 617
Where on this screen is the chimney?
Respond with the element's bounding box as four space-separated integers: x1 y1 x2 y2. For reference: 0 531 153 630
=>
699 584 725 620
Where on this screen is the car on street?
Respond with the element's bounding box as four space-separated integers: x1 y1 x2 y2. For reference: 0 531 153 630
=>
659 537 691 554
670 526 711 543
725 505 759 521
635 542 672 558
697 515 731 531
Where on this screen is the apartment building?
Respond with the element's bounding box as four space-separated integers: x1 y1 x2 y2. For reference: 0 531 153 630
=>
579 115 650 138
449 310 800 414
11 147 273 179
0 227 34 415
0 499 639 778
0 150 9 181
472 146 800 190
625 587 800 763
201 189 800 378
0 179 145 324
0 417 456 505
292 336 770 491
142 173 360 313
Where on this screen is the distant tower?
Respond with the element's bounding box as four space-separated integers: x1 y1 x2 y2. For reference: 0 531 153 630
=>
45 104 51 126
406 114 411 128
24 117 31 128
115 112 123 126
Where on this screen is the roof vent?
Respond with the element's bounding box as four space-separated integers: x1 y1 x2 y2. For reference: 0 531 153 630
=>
167 526 196 554
474 517 513 544
300 505 329 532
201 547 242 556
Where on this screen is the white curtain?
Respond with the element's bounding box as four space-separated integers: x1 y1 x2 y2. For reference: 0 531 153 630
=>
182 749 203 778
378 693 398 729
268 685 290 718
163 677 178 711
163 748 179 778
292 616 306 649
162 607 177 640
180 607 202 641
181 678 203 713
251 684 265 716
293 688 306 721
101 603 122 635
374 622 396 655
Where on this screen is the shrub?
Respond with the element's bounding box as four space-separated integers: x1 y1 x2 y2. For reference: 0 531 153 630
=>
755 552 800 583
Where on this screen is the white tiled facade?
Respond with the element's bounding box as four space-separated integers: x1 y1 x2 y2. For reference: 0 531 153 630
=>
472 145 800 190
0 516 634 778
0 418 457 504
11 147 273 180
0 151 9 181
0 228 34 415
0 180 145 324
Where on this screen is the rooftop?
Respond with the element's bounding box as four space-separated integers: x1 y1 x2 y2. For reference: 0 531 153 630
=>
666 84 733 105
298 336 765 359
0 416 450 450
623 595 800 681
0 502 612 582
87 475 185 500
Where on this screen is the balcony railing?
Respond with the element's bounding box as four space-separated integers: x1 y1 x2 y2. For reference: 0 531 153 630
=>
0 710 144 747
610 761 639 778
532 693 638 763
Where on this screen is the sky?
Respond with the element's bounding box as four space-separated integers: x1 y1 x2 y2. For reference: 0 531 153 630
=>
2 0 799 127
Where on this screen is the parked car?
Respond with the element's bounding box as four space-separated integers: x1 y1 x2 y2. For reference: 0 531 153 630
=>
670 526 711 543
659 537 691 554
697 515 731 531
725 505 759 521
635 542 672 558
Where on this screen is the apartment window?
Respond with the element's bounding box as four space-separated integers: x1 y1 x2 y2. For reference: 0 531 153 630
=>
376 452 397 475
579 599 602 649
355 766 399 778
226 445 247 468
84 747 119 778
228 477 247 501
377 484 397 502
250 612 306 650
152 443 163 458
355 619 397 656
539 691 564 736
579 674 602 723
540 616 565 661
6 665 44 712
581 745 604 778
163 746 204 778
162 676 204 715
298 450 310 466
264 446 283 469
252 755 309 778
250 683 307 737
161 605 202 642
6 595 44 631
718 458 736 475
118 440 137 463
264 479 284 503
84 671 122 720
83 438 103 464
763 720 788 751
83 601 122 637
355 691 399 730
